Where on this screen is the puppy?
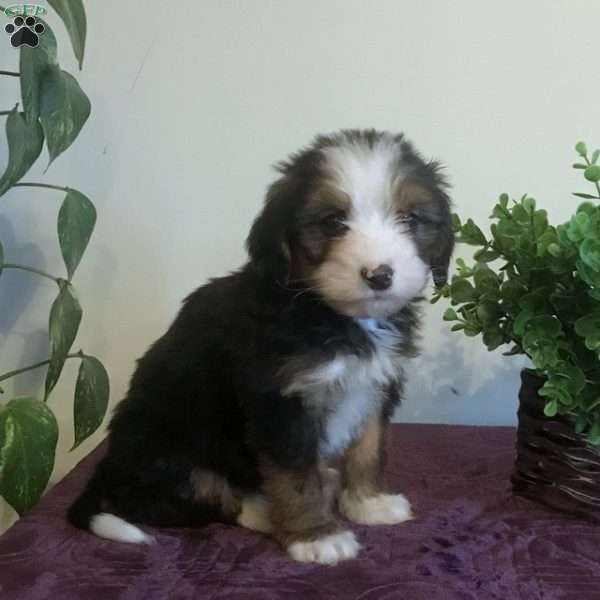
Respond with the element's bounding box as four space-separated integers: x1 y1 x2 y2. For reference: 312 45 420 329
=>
68 129 454 564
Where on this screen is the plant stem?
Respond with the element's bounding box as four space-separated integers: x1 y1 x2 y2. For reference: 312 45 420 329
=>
0 110 12 116
0 351 85 389
13 182 69 193
0 70 19 77
2 263 60 283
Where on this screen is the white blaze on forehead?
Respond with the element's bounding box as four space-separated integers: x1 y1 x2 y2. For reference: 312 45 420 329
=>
322 138 407 216
313 135 429 318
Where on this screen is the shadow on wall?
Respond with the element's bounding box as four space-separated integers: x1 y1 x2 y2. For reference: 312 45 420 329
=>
400 327 528 426
0 215 50 398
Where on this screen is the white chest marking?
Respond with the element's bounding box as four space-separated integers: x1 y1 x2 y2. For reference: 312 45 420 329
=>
284 320 403 457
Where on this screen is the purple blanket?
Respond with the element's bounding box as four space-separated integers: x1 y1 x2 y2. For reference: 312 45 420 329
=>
1 424 599 599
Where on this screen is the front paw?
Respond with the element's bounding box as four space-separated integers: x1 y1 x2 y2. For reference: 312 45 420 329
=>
339 491 413 525
287 530 360 565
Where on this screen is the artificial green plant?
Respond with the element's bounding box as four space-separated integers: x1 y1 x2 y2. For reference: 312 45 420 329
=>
434 142 600 445
0 0 109 516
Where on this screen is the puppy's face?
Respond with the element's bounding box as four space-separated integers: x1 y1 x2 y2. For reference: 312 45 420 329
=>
248 130 454 319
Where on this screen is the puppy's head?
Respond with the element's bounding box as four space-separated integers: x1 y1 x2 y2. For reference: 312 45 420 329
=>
247 129 454 318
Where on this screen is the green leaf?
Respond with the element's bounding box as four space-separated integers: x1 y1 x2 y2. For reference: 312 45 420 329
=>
20 19 57 123
58 190 96 279
451 213 462 232
450 323 465 331
584 165 600 183
574 313 600 338
543 399 558 417
482 328 505 351
450 278 477 302
443 308 458 321
573 163 587 170
459 218 487 245
525 315 562 337
573 192 599 200
580 238 600 272
463 324 481 337
513 310 533 336
0 398 58 515
501 279 526 303
477 301 500 325
532 209 549 237
575 141 588 157
0 110 44 196
522 196 536 214
593 150 600 164
474 248 500 263
511 203 530 225
45 281 82 399
523 333 560 368
547 243 561 257
499 193 509 208
39 67 91 167
72 356 109 450
47 0 87 69
495 218 522 238
567 211 591 242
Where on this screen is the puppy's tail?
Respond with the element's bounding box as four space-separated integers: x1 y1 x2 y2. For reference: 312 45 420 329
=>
67 471 153 544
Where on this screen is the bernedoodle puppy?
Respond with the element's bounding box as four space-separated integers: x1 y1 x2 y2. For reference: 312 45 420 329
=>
68 129 454 565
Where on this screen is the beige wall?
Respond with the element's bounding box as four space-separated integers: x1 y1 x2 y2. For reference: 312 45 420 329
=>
1 0 599 531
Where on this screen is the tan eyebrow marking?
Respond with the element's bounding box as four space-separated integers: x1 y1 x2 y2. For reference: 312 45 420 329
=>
394 178 433 212
308 180 352 212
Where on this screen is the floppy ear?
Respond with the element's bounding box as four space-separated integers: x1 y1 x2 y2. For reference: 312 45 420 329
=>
397 175 455 288
431 216 454 288
246 176 295 286
429 192 455 288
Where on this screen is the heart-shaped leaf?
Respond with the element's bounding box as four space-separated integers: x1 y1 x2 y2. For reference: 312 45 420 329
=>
20 19 57 123
72 356 109 449
0 109 44 196
45 281 82 399
47 0 87 69
57 189 96 279
39 66 91 167
0 397 58 515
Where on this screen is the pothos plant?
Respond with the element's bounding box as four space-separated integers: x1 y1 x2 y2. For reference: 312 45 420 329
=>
0 0 109 516
433 142 600 445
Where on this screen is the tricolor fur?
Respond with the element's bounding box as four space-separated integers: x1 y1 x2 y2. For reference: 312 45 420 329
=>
68 129 454 564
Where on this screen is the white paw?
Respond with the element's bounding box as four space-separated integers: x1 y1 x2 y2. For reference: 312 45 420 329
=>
339 491 413 525
236 495 273 534
287 530 360 565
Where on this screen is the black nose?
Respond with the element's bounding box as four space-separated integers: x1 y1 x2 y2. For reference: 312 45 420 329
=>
360 264 394 291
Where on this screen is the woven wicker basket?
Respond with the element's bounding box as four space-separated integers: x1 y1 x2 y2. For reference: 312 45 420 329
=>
512 369 600 521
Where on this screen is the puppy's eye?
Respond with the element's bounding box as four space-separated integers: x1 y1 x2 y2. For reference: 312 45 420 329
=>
321 213 349 236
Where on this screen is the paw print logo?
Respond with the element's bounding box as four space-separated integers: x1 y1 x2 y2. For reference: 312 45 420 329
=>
5 16 45 48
